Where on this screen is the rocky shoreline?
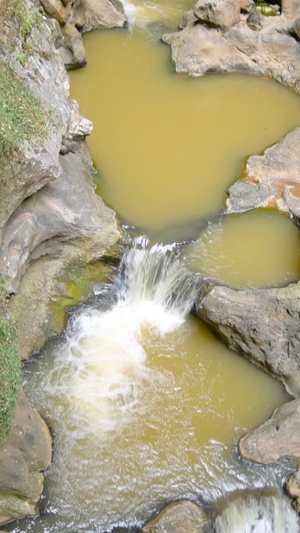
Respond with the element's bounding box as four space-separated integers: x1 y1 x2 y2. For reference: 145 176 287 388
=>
1 0 300 529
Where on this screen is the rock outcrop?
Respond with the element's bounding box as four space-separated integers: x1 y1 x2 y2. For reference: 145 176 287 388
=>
196 280 300 394
163 0 300 93
0 0 124 524
226 127 300 222
0 390 52 523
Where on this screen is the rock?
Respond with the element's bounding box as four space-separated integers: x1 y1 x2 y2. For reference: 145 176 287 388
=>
239 398 300 463
226 128 300 222
40 0 69 23
286 468 300 512
1 146 122 294
142 500 211 533
0 389 51 524
247 5 263 31
194 0 241 31
196 280 300 394
69 0 126 33
61 99 93 152
163 3 300 92
240 0 255 14
162 24 260 77
282 0 299 19
59 23 86 69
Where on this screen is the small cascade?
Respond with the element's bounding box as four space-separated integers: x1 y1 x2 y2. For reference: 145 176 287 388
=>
214 492 300 533
55 239 198 430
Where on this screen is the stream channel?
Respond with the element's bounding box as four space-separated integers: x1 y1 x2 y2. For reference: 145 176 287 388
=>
6 1 300 532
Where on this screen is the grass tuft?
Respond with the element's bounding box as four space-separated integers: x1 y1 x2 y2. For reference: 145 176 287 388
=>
0 281 21 446
0 63 48 164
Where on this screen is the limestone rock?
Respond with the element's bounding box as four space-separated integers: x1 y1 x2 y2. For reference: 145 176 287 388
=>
196 280 300 393
163 3 300 92
1 147 121 295
142 500 211 533
239 398 300 464
226 128 300 222
0 390 51 524
61 99 93 153
162 24 260 77
69 0 126 32
194 0 241 30
59 23 86 69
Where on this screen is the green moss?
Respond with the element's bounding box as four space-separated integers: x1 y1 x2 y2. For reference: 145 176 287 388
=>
0 63 48 165
1 0 41 62
0 283 21 447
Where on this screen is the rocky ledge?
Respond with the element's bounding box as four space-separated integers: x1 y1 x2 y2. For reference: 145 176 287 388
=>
163 0 300 93
0 0 126 524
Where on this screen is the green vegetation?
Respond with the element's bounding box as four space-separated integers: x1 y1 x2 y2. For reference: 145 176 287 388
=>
0 63 48 164
1 0 41 64
256 2 280 16
0 282 21 446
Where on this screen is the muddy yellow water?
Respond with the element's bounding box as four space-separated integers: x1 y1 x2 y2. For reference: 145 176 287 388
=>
22 306 287 531
185 210 300 289
70 28 300 236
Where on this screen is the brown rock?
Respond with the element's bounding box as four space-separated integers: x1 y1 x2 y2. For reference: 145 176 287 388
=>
0 390 52 524
60 23 86 69
194 0 241 30
142 500 211 533
40 0 69 23
287 468 300 511
239 398 300 464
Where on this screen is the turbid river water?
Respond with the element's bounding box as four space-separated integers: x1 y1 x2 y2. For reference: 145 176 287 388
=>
6 1 300 532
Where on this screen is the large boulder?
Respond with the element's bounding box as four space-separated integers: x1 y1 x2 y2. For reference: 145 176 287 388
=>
194 0 241 30
163 3 300 93
67 0 126 32
0 390 52 523
196 280 300 394
226 127 300 222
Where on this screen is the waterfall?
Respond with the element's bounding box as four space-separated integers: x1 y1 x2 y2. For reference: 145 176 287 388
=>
57 238 198 430
214 493 300 533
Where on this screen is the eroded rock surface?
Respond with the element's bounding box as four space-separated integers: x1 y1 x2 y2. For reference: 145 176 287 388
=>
0 390 52 523
239 398 300 464
196 280 300 393
163 0 300 93
226 127 300 221
142 500 211 533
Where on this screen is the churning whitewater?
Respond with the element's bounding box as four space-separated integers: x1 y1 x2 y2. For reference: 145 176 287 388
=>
53 239 198 430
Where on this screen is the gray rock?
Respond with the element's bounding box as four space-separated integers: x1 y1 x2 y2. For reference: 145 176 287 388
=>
0 147 121 294
69 0 127 33
0 389 52 523
162 24 260 77
247 5 263 31
239 398 300 464
142 500 211 533
226 128 300 221
163 4 300 92
194 0 241 31
196 281 300 394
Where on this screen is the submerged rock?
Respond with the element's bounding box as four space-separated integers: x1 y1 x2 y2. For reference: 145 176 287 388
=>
142 500 211 533
0 390 51 524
